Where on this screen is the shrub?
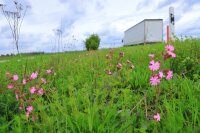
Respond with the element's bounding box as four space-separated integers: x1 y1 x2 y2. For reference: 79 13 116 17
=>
170 38 200 81
85 34 100 51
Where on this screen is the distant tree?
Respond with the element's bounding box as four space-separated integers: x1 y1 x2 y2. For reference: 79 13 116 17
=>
85 34 100 51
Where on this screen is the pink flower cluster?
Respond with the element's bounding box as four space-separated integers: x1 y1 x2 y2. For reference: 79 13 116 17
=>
116 63 122 69
126 60 135 69
26 106 33 117
29 87 44 96
5 69 53 120
119 52 124 57
150 70 173 86
30 72 38 80
148 44 176 122
149 44 176 86
46 69 53 74
163 45 176 59
105 49 135 75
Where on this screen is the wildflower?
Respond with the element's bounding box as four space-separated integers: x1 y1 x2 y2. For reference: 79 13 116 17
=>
22 79 27 84
126 60 131 64
119 52 124 57
6 72 11 76
26 112 30 118
149 60 160 71
153 113 160 121
116 63 122 69
150 76 160 86
41 78 47 84
19 106 23 110
165 45 174 52
110 49 114 54
159 71 165 78
30 87 36 94
167 51 176 58
30 72 38 79
16 94 19 100
46 69 52 74
107 70 112 75
38 88 44 96
130 65 135 69
148 54 155 57
7 84 14 89
13 75 19 81
166 70 173 80
26 106 33 112
105 54 109 59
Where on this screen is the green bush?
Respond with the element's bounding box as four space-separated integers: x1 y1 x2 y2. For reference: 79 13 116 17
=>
170 38 200 81
85 34 100 51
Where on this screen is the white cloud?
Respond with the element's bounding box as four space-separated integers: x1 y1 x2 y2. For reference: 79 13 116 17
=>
0 0 200 54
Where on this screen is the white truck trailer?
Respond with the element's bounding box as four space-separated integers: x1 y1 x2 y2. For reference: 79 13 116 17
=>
124 19 163 45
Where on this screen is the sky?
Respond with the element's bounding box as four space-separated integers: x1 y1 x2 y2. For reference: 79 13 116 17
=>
0 0 200 54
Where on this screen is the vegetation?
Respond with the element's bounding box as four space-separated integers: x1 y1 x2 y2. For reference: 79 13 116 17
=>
85 34 100 51
0 38 199 132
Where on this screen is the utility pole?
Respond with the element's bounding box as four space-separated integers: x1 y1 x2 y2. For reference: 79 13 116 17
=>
0 1 29 54
169 6 175 41
53 28 62 53
53 20 63 53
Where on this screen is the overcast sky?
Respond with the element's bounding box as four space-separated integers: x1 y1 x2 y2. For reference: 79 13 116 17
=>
0 0 200 54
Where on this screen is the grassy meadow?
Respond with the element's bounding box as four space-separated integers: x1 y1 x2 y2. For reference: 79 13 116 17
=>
0 38 200 132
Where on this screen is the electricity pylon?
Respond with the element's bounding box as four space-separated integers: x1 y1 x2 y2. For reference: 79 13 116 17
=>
0 1 30 54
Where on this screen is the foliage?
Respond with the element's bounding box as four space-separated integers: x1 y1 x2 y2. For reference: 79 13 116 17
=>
0 39 199 132
170 38 200 81
85 34 100 51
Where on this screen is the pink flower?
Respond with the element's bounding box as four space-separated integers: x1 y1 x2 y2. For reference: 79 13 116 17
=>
105 54 109 59
153 113 160 121
16 94 19 100
7 84 14 89
30 87 36 94
19 106 23 110
167 51 176 58
166 70 173 80
110 49 114 54
6 72 11 76
38 88 44 96
150 76 160 86
159 71 165 78
165 45 174 52
26 106 33 112
46 69 52 74
22 79 27 84
149 60 160 71
119 52 124 57
30 72 38 79
107 70 112 75
13 75 19 81
116 63 122 69
148 54 155 57
131 65 135 69
41 78 47 84
26 112 30 118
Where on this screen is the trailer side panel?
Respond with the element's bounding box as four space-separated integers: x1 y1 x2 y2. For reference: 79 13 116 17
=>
124 21 144 45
